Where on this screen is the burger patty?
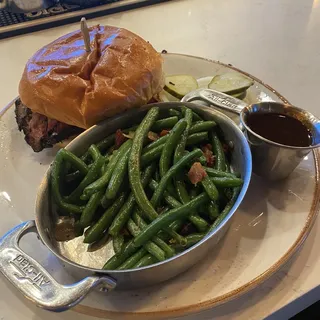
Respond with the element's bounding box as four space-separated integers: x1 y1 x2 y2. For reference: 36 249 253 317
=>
15 99 83 152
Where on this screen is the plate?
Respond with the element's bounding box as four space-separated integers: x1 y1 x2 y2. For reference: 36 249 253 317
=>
0 53 318 320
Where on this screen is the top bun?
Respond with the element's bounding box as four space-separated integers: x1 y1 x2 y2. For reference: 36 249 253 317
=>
19 25 163 129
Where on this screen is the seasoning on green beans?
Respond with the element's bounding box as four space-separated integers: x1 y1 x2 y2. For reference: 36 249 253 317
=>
127 219 165 261
189 121 216 134
83 192 127 244
65 145 104 203
186 132 208 146
108 164 155 236
133 254 156 268
82 140 131 200
51 150 84 214
152 116 179 131
160 119 187 177
212 131 226 171
80 189 104 228
50 105 242 272
134 193 209 247
113 234 125 254
105 140 132 199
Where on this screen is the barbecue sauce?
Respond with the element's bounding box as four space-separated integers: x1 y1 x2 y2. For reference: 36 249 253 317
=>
246 112 312 147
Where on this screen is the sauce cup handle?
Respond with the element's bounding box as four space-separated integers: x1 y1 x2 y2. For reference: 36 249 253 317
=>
0 220 116 312
181 88 248 115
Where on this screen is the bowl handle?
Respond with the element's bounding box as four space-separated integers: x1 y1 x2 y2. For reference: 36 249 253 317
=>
181 88 248 115
0 220 116 312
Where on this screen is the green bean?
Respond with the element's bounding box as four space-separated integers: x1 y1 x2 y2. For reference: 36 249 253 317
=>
89 145 101 161
100 195 112 209
65 170 83 183
149 179 181 207
151 149 203 209
105 141 132 199
160 119 187 177
113 234 125 254
103 240 138 270
82 140 131 199
172 109 207 232
209 187 241 233
128 107 160 221
117 247 147 270
132 210 175 258
153 170 160 182
186 132 208 146
127 107 185 244
143 135 169 152
61 150 89 175
198 154 207 166
174 108 193 163
149 180 208 233
210 177 243 187
205 167 240 178
212 131 226 171
134 193 209 247
50 150 84 214
152 116 179 131
172 233 205 251
65 145 104 204
96 134 116 151
81 134 115 162
127 219 165 261
141 144 164 166
181 106 202 121
81 125 140 162
189 121 216 134
108 164 155 236
133 254 156 268
208 202 220 220
201 176 219 201
80 189 104 227
169 108 181 118
83 192 127 244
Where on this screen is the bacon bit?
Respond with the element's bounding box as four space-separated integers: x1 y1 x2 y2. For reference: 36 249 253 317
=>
115 129 127 148
160 129 170 137
148 131 159 141
188 162 207 185
202 145 215 167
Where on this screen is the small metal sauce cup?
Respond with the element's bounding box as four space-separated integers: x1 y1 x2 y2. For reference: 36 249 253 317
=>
182 88 320 181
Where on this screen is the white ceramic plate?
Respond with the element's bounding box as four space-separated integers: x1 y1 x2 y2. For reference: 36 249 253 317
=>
0 53 318 320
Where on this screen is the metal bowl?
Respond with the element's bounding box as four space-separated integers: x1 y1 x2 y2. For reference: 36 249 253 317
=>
0 102 252 312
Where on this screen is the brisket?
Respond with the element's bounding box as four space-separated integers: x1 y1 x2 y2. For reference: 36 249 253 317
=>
15 99 83 152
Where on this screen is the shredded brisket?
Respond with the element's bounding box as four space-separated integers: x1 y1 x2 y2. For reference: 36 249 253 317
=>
15 98 83 152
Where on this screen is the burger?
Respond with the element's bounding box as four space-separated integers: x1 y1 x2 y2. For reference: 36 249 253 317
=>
15 25 164 152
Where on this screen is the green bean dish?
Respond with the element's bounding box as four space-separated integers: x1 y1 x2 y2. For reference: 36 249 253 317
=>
50 107 243 270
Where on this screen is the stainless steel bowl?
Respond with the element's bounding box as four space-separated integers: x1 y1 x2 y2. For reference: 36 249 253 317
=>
0 102 252 312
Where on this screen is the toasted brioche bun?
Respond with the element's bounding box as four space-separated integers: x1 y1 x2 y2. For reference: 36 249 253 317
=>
19 25 163 129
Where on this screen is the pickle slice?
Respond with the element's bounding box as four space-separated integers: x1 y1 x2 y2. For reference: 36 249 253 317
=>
208 73 253 94
164 75 199 99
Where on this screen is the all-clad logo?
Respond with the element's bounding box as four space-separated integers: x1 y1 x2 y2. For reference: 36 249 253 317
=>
10 254 50 290
206 93 238 110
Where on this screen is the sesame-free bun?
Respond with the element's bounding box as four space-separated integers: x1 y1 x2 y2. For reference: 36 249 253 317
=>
19 25 163 129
